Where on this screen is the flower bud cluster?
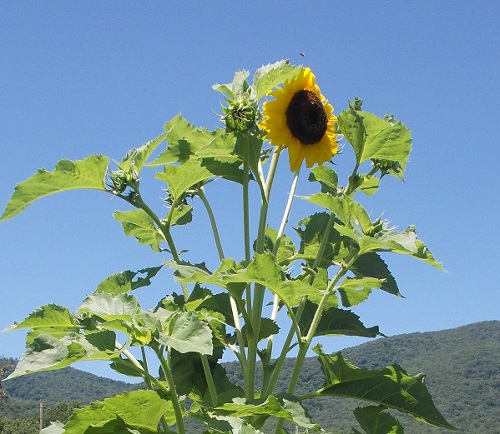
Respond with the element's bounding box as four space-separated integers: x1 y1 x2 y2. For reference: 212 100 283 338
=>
222 96 259 132
109 168 139 194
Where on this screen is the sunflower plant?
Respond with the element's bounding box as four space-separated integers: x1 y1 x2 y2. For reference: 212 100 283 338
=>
1 60 456 434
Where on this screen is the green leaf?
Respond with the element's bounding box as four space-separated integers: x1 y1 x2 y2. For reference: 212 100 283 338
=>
353 406 404 434
337 277 384 307
149 115 213 164
63 390 174 432
352 253 401 296
337 109 412 173
215 396 290 420
252 60 301 101
158 311 213 355
351 174 380 196
118 133 166 173
306 192 372 233
223 252 321 308
241 318 279 344
114 209 164 252
149 115 239 166
308 165 339 195
4 304 77 331
295 212 352 267
313 345 457 430
360 111 412 169
169 203 193 226
156 159 213 201
337 108 366 162
337 224 442 268
295 300 381 338
8 330 117 378
1 155 109 222
277 392 319 430
171 351 242 402
110 356 146 378
264 225 296 265
95 266 163 295
79 292 142 322
191 291 236 328
213 69 250 99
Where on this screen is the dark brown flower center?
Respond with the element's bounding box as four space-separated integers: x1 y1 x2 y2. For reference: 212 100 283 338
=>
286 90 327 145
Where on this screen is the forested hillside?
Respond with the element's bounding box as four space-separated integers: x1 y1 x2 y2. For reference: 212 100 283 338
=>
1 321 498 433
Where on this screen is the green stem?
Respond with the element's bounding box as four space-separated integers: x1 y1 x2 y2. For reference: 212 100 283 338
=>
115 342 169 395
197 186 225 260
265 167 300 362
243 137 252 267
197 186 247 368
125 191 189 300
155 346 186 434
201 355 218 407
245 149 281 399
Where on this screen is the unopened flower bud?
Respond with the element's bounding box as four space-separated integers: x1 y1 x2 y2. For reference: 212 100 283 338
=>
223 97 258 132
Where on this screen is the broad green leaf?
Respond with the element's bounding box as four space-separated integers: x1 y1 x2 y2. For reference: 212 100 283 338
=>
169 203 193 226
118 133 166 173
79 292 142 322
165 259 214 283
171 351 242 402
191 292 236 327
8 330 117 378
352 253 401 296
337 108 366 162
306 192 372 233
264 225 296 265
4 304 77 331
63 390 175 432
308 165 339 195
252 60 301 100
295 300 381 338
213 69 250 99
337 109 412 173
295 212 352 267
351 174 380 196
25 327 80 345
353 406 404 434
158 311 213 355
201 157 246 184
277 392 319 430
337 224 443 268
223 252 322 308
313 345 457 430
337 277 384 307
241 318 279 344
360 111 412 169
110 356 146 378
95 266 163 295
149 114 214 164
1 155 109 222
156 159 213 202
114 209 164 252
149 115 239 166
215 396 291 420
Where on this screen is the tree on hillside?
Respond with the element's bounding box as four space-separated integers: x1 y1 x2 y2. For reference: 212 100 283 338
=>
0 361 13 410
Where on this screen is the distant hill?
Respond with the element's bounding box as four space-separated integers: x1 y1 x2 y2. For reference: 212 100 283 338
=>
1 321 499 433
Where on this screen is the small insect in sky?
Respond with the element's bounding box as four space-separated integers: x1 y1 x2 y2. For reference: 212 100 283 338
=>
299 52 305 57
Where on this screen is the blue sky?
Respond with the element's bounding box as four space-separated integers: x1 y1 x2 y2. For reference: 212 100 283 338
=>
1 2 498 379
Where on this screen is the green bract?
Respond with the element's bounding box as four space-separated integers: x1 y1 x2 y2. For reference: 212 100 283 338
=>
1 60 456 434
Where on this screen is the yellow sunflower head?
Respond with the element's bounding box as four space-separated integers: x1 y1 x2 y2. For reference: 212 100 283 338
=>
260 68 338 172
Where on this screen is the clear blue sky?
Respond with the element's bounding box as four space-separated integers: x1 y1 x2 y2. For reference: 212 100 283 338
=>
1 2 498 379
